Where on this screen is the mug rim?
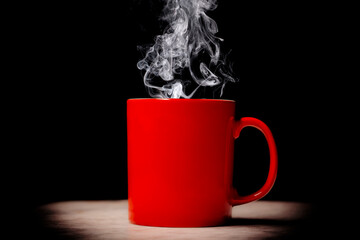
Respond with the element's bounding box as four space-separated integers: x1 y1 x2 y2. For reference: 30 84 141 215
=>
127 98 235 103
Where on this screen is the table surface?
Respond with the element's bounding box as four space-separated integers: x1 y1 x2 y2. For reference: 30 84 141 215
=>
37 200 312 240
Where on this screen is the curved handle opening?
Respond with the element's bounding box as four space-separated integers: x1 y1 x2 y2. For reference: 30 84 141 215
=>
231 117 278 205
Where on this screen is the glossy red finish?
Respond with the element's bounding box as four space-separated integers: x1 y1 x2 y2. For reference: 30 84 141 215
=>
127 99 278 227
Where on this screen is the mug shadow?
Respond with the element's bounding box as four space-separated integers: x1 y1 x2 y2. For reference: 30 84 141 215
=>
217 201 317 239
228 217 304 226
219 217 314 240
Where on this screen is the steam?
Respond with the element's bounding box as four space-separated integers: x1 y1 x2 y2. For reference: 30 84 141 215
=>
137 0 237 98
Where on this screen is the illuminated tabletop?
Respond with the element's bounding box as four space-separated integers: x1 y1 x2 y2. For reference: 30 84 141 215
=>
37 200 313 239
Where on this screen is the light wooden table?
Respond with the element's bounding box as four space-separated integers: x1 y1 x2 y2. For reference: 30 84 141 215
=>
37 200 312 239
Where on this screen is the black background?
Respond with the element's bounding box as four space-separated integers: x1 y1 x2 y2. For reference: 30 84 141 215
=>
10 1 343 235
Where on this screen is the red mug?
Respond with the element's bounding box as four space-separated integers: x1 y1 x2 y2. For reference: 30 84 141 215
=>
127 99 277 227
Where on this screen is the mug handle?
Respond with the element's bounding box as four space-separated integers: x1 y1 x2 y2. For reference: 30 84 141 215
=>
230 117 278 205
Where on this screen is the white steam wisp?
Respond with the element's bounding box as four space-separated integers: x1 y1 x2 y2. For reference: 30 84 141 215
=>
137 0 237 98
